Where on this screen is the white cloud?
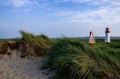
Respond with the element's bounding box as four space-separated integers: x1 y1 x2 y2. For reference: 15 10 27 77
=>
6 0 37 7
59 7 120 23
55 0 92 2
2 0 120 23
55 0 120 6
53 0 120 23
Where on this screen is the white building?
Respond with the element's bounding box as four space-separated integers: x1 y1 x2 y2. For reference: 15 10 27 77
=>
105 27 110 43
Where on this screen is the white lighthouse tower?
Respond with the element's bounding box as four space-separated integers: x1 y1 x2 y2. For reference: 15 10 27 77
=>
105 27 110 43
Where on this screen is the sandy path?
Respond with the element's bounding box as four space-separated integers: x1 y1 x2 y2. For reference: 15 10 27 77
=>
0 55 52 79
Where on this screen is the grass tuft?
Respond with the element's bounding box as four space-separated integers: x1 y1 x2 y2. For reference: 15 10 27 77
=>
43 38 120 79
19 30 51 57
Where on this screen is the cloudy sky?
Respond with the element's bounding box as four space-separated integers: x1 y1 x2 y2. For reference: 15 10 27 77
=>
0 0 120 38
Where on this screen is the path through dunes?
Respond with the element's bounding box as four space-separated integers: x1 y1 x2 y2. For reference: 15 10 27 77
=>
0 55 53 79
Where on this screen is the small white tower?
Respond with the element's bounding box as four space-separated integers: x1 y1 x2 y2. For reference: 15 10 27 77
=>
105 27 110 43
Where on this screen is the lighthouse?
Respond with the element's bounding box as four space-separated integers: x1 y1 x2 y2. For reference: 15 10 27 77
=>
105 27 110 43
89 31 95 47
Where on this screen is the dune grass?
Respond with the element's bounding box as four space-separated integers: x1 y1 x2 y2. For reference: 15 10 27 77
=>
19 30 51 57
0 31 120 79
0 31 51 57
43 38 120 79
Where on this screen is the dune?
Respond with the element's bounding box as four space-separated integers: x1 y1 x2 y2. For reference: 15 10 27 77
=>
0 54 53 79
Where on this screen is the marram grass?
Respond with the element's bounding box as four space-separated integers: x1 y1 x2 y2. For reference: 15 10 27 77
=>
20 30 51 57
0 31 51 57
0 32 120 79
43 38 120 79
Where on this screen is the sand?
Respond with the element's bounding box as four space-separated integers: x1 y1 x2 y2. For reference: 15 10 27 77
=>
0 54 53 79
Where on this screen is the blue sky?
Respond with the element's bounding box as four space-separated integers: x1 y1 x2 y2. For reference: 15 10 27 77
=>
0 0 120 38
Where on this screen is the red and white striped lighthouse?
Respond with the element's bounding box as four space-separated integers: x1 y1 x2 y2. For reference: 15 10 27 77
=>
89 31 95 47
105 27 110 43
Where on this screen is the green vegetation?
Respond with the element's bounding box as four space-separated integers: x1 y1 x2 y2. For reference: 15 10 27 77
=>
0 31 51 57
20 30 51 57
0 31 120 79
43 38 120 79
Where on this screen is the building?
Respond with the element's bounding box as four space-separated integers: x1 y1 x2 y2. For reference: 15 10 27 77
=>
89 31 95 47
105 27 110 43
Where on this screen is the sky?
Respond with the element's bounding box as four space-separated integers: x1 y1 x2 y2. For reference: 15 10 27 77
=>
0 0 120 38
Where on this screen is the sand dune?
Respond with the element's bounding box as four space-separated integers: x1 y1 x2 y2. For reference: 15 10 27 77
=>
0 54 53 79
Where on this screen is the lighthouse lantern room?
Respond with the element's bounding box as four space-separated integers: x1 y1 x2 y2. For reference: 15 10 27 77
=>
105 27 110 43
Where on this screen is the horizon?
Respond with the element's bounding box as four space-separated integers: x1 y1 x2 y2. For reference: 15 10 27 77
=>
1 33 120 39
0 0 120 38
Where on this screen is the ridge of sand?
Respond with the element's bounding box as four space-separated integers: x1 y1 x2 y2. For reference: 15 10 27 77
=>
0 54 54 79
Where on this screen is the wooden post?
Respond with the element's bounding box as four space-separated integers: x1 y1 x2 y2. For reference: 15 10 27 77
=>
89 43 92 47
